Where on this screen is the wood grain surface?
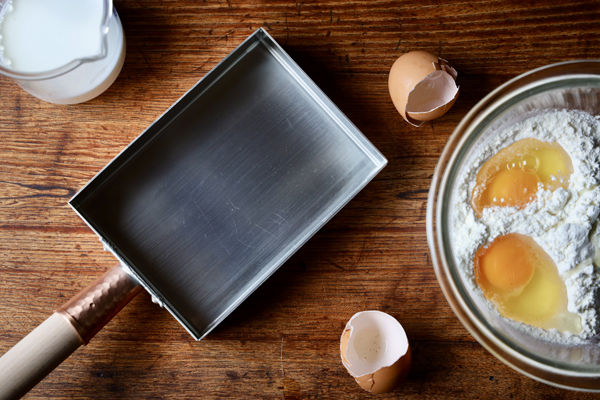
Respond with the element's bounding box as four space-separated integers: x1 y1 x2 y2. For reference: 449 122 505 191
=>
1 0 600 398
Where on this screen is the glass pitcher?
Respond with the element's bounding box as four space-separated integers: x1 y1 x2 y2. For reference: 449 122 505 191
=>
0 0 125 104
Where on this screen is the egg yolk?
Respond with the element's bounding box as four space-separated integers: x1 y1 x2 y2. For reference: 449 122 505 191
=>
471 138 573 217
474 233 581 333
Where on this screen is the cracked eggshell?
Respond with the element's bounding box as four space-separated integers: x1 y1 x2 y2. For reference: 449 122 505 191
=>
388 50 459 127
340 311 411 394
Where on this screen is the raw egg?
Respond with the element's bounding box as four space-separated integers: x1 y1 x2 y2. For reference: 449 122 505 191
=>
340 311 411 394
472 138 573 217
474 233 581 333
388 51 459 127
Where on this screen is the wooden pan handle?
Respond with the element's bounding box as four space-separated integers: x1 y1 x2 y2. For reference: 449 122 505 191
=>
0 313 83 400
0 265 141 399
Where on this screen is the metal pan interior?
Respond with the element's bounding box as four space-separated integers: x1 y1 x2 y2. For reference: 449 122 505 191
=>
70 29 387 339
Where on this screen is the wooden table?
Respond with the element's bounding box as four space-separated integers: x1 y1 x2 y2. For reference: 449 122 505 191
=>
1 1 600 398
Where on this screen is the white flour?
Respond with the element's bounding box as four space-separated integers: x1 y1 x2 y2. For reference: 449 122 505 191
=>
452 110 600 343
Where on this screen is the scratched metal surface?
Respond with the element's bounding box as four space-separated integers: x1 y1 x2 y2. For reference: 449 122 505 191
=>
70 29 386 340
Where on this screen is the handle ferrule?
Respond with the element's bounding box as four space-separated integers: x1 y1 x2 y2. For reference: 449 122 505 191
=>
56 265 141 344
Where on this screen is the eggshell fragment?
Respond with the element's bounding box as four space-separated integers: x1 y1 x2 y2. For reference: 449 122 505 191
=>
388 50 459 127
340 311 411 394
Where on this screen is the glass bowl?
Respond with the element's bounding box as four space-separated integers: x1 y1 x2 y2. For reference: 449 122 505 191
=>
427 60 600 391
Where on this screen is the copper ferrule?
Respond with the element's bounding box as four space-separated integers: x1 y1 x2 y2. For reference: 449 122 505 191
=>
56 265 142 344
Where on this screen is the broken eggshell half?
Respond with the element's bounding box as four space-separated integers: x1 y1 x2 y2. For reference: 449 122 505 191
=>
340 311 411 394
388 50 459 127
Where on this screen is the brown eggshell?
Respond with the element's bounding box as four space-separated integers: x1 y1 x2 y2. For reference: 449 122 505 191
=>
388 51 459 126
388 51 439 124
340 311 412 394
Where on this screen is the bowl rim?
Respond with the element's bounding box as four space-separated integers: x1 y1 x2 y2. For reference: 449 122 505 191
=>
426 59 600 391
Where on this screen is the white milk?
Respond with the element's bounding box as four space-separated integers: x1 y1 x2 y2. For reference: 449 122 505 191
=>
0 0 126 104
1 0 104 72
